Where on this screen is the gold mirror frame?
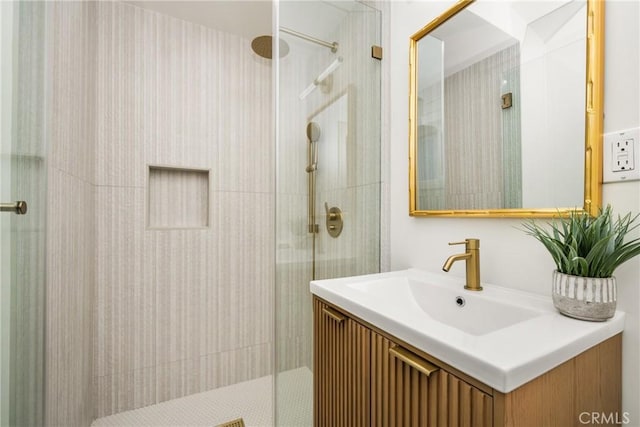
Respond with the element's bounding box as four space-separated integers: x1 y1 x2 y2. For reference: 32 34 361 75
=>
408 0 604 218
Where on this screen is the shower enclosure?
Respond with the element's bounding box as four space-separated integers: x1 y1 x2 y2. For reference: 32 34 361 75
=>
0 1 381 426
275 1 381 424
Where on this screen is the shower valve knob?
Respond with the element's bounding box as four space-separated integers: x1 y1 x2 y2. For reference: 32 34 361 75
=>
324 202 337 220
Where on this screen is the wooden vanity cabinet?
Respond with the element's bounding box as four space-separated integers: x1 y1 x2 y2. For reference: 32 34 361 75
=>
370 331 493 426
314 296 622 427
313 297 371 426
314 297 491 427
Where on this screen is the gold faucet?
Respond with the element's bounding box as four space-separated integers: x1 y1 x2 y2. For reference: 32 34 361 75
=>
442 238 482 291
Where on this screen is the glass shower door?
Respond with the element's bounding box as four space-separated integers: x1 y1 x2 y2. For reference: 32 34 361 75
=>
275 1 381 424
0 2 46 425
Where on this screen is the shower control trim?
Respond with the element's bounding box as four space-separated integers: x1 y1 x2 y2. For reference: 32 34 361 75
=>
325 202 343 238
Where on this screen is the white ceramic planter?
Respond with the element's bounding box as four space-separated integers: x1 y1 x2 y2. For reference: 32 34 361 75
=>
551 270 617 321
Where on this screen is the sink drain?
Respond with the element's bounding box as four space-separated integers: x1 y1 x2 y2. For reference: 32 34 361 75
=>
455 296 466 307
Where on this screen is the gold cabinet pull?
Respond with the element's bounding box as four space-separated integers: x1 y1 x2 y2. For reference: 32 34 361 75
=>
322 306 346 323
389 345 439 377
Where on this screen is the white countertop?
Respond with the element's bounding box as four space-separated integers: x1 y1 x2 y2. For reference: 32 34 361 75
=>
310 269 625 393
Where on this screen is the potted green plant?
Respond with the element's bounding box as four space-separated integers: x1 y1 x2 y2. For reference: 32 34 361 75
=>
523 205 640 321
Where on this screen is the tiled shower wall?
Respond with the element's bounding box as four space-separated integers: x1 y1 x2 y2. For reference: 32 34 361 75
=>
92 2 273 418
45 2 97 426
43 1 273 422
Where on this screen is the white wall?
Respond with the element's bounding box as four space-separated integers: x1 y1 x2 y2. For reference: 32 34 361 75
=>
601 0 640 419
389 0 640 421
521 39 586 207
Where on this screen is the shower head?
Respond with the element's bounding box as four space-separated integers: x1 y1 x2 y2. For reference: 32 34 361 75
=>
251 35 290 59
305 122 321 173
307 122 321 143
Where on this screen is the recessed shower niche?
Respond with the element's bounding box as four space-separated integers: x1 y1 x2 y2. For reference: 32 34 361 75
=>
147 166 210 229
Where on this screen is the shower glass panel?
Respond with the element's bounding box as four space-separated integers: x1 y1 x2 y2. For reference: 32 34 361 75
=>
275 1 381 424
0 1 47 426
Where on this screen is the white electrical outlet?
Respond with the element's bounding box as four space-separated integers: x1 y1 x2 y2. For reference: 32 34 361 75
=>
603 128 640 183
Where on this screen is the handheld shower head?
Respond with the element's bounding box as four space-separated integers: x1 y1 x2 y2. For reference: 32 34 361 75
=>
307 122 321 143
306 122 321 172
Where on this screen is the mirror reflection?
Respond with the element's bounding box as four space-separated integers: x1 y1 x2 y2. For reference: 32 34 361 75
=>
412 0 589 213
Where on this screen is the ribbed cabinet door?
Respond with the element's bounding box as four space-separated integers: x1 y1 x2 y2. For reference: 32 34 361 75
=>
371 332 493 427
313 298 370 427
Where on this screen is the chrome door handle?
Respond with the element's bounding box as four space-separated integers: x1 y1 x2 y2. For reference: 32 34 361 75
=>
0 201 27 215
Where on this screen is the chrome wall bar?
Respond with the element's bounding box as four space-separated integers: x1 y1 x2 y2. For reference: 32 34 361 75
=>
0 201 27 215
280 27 338 53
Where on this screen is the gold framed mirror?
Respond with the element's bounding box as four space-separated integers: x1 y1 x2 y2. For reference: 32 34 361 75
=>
408 0 604 217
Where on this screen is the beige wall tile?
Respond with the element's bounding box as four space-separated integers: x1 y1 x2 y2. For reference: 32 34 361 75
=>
45 2 97 425
91 2 274 417
45 168 95 426
95 186 149 377
217 191 274 353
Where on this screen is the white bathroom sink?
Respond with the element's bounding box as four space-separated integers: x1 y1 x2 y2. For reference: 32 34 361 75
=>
347 275 543 336
310 269 625 393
